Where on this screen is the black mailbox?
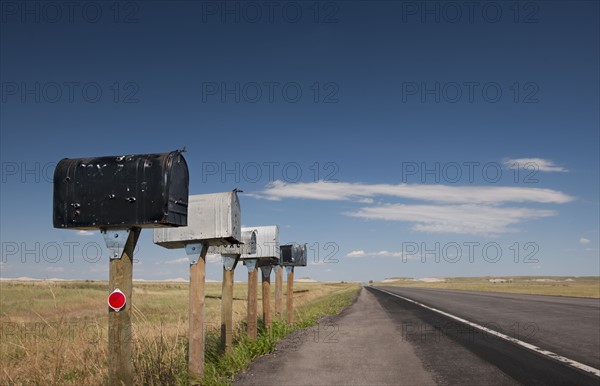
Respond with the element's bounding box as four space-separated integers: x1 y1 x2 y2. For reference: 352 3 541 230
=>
280 244 307 267
53 151 189 229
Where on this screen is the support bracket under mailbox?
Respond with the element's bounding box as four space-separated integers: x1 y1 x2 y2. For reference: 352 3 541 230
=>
102 229 130 260
245 259 257 273
260 265 272 278
222 254 239 271
185 243 204 265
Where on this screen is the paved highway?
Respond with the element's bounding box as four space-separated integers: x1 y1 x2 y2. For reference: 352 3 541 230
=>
236 287 600 385
374 286 600 371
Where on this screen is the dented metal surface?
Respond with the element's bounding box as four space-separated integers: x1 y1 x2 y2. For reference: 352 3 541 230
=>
280 243 308 267
53 151 189 229
153 191 241 248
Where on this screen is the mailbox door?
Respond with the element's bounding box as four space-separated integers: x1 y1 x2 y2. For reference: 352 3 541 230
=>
281 243 307 266
53 151 188 229
240 225 280 260
296 244 307 266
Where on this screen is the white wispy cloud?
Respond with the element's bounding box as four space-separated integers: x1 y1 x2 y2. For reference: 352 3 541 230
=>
165 254 221 264
251 180 573 204
346 250 405 258
250 180 572 236
346 204 556 235
165 257 188 264
346 250 366 257
580 237 591 244
76 230 95 236
503 158 568 172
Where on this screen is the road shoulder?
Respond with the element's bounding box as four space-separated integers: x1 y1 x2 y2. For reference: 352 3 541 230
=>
234 287 436 385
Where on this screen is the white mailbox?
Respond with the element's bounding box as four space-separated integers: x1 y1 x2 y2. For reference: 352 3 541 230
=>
240 225 279 262
153 191 241 249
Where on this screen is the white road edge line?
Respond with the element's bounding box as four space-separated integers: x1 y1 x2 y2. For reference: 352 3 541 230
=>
370 286 600 378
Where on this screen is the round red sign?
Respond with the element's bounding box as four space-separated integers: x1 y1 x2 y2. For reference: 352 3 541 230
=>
108 289 126 312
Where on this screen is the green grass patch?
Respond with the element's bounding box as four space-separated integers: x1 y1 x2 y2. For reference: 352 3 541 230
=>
129 283 360 385
198 284 360 385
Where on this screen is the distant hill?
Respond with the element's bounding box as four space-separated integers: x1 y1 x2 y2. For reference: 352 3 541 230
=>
296 277 318 283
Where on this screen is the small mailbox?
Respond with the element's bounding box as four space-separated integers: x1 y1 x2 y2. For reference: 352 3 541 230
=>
53 151 189 229
240 225 279 263
280 244 307 267
153 191 241 248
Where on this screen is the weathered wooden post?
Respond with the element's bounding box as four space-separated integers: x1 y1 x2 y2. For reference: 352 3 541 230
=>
53 151 189 386
274 265 283 319
209 230 256 352
245 259 258 340
107 228 140 385
154 192 241 379
260 263 273 329
187 242 208 375
240 226 280 338
220 254 237 353
280 244 308 325
286 266 295 324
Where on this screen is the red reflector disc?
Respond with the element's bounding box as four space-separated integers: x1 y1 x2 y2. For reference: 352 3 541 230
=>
108 289 126 311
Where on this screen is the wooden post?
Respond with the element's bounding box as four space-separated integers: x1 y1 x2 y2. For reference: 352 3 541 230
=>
286 266 294 324
188 244 209 379
275 266 283 319
246 260 258 340
220 255 237 354
261 266 272 329
108 228 140 386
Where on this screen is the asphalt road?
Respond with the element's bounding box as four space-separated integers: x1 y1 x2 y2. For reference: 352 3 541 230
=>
235 287 600 385
374 286 600 371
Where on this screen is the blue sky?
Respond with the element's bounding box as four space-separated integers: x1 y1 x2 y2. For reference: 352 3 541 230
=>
1 1 598 282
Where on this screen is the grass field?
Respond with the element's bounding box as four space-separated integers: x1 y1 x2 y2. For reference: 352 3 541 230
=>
0 280 360 385
375 276 600 298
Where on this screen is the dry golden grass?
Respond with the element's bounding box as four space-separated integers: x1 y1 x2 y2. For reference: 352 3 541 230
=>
0 280 357 385
377 276 600 298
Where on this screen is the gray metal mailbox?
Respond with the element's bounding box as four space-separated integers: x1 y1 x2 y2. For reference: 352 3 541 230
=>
53 150 189 229
240 225 279 263
280 243 307 267
153 191 241 248
208 229 256 255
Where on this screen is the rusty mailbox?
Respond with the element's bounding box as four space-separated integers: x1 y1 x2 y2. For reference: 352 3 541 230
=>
153 191 242 250
53 151 189 229
240 225 280 264
280 243 308 267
